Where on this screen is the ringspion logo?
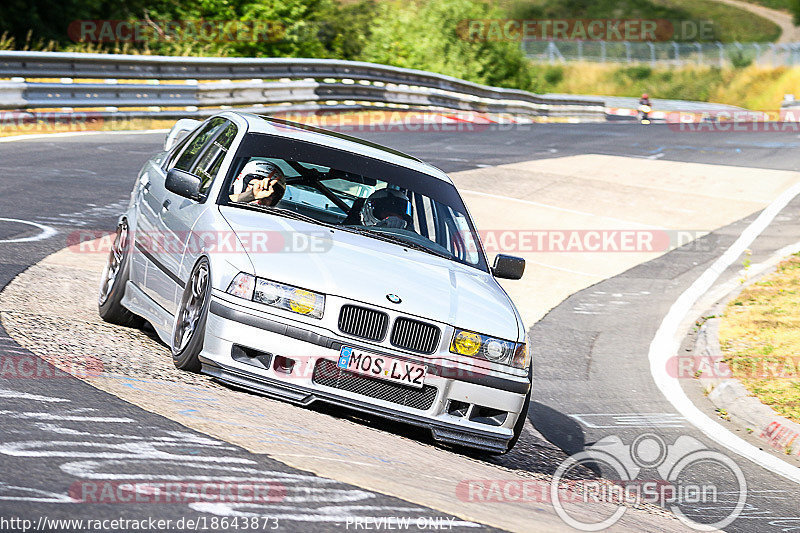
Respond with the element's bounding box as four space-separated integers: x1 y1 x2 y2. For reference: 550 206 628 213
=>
551 434 746 530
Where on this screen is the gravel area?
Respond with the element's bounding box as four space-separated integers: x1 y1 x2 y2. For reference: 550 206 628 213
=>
0 262 218 388
0 261 582 477
0 248 681 531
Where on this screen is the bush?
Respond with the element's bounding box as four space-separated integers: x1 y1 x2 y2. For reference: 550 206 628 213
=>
544 66 565 85
627 65 653 80
729 49 754 69
359 0 537 90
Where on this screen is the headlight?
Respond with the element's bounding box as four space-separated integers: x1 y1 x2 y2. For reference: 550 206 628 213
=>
450 329 527 368
226 273 325 319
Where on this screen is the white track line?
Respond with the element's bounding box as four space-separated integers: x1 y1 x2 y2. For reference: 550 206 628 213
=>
0 218 57 244
460 189 660 229
649 181 800 484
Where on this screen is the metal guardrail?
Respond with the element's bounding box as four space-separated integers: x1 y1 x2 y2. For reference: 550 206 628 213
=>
0 51 606 119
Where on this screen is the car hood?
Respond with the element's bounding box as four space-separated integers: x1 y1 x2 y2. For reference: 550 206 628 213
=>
218 206 521 341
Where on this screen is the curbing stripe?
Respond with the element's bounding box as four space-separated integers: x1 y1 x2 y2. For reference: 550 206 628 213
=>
0 129 169 143
649 181 800 484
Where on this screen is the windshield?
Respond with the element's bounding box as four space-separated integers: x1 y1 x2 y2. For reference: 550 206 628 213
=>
221 132 486 271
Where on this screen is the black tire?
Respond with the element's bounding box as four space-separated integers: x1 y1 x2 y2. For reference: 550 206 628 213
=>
98 220 143 328
171 257 211 373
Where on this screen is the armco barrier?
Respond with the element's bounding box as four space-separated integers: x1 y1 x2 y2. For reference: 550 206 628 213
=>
0 51 606 119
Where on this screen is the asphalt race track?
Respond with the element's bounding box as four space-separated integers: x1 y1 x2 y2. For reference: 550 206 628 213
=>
2 123 800 532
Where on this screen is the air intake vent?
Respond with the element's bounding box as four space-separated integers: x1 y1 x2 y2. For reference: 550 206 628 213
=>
338 305 388 341
390 317 441 354
313 359 437 410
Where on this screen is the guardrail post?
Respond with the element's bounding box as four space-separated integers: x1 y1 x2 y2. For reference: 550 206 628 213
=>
694 42 702 65
624 41 631 63
577 40 583 62
717 42 724 67
546 41 565 63
648 42 655 65
752 43 762 65
0 79 27 109
600 40 606 63
672 42 680 65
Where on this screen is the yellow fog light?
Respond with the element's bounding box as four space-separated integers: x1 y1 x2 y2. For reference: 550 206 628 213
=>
451 330 481 356
252 277 325 319
289 288 316 315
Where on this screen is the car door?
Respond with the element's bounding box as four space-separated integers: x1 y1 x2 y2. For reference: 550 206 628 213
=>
133 132 195 296
150 118 238 314
138 117 231 314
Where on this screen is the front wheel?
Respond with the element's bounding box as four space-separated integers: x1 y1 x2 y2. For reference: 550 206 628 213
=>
98 220 143 328
171 257 210 372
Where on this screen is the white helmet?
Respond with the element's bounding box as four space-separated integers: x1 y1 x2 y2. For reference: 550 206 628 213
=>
232 160 286 203
361 187 411 228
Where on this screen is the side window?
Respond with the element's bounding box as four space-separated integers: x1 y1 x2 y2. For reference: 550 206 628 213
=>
194 122 238 193
164 133 192 169
172 117 227 173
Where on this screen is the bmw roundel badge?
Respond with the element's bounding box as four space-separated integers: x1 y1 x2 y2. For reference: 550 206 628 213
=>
386 294 402 304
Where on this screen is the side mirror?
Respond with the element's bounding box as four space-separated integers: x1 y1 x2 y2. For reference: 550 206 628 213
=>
165 169 202 200
164 118 201 151
492 254 525 280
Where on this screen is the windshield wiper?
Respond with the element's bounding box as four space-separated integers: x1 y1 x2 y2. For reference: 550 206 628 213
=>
229 203 453 260
231 203 334 228
341 226 452 260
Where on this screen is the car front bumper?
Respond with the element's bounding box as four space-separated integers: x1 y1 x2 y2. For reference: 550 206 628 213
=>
200 296 530 453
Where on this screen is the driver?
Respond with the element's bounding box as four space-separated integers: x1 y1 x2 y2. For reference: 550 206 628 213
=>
361 187 411 229
229 160 286 206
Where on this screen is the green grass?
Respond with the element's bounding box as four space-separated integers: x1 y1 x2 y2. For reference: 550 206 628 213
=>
510 0 782 42
738 0 794 11
719 254 800 423
527 62 800 110
663 0 782 42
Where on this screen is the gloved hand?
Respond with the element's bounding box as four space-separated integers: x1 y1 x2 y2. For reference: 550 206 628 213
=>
377 216 407 229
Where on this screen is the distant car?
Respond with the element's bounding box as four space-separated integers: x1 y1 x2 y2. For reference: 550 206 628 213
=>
98 112 531 453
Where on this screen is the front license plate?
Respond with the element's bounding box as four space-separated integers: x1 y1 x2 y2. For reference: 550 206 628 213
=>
337 346 426 389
